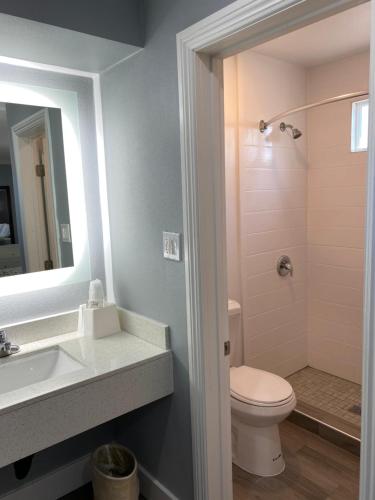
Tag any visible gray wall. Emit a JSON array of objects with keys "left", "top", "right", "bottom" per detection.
[
  {"left": 101, "top": 1, "right": 235, "bottom": 498},
  {"left": 5, "top": 103, "right": 42, "bottom": 125},
  {"left": 0, "top": 0, "right": 144, "bottom": 46}
]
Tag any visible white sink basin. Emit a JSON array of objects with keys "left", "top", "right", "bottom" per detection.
[{"left": 0, "top": 347, "right": 84, "bottom": 395}]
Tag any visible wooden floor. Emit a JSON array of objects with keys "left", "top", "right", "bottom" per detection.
[
  {"left": 62, "top": 422, "right": 359, "bottom": 500},
  {"left": 233, "top": 421, "right": 360, "bottom": 500}
]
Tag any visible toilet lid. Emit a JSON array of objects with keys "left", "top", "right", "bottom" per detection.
[{"left": 230, "top": 366, "right": 293, "bottom": 406}]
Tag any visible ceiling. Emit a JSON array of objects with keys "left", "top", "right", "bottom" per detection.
[{"left": 253, "top": 3, "right": 370, "bottom": 68}]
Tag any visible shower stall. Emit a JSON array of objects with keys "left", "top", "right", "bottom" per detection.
[{"left": 224, "top": 46, "right": 369, "bottom": 449}]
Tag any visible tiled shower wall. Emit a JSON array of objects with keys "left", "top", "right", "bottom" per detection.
[
  {"left": 224, "top": 50, "right": 368, "bottom": 382},
  {"left": 224, "top": 51, "right": 309, "bottom": 376},
  {"left": 306, "top": 52, "right": 369, "bottom": 384},
  {"left": 224, "top": 56, "right": 241, "bottom": 304}
]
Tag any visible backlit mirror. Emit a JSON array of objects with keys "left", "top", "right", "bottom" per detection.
[{"left": 0, "top": 102, "right": 73, "bottom": 277}]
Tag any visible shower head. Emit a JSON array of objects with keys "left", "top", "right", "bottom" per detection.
[
  {"left": 280, "top": 122, "right": 302, "bottom": 140},
  {"left": 292, "top": 128, "right": 302, "bottom": 139}
]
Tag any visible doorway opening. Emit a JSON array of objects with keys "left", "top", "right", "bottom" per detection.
[
  {"left": 177, "top": 0, "right": 375, "bottom": 500},
  {"left": 224, "top": 3, "right": 369, "bottom": 497}
]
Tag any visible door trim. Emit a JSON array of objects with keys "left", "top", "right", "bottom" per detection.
[
  {"left": 177, "top": 0, "right": 373, "bottom": 498},
  {"left": 11, "top": 109, "right": 60, "bottom": 272}
]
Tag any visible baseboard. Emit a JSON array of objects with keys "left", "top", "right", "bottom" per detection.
[
  {"left": 0, "top": 454, "right": 92, "bottom": 500},
  {"left": 138, "top": 464, "right": 178, "bottom": 500},
  {"left": 0, "top": 454, "right": 178, "bottom": 500}
]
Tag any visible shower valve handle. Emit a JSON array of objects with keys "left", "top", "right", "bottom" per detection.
[{"left": 277, "top": 255, "right": 293, "bottom": 277}]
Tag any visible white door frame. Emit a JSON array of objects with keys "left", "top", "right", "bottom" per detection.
[
  {"left": 11, "top": 109, "right": 61, "bottom": 271},
  {"left": 177, "top": 0, "right": 374, "bottom": 499}
]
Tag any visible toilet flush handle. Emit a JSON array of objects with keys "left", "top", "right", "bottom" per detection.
[{"left": 277, "top": 255, "right": 293, "bottom": 277}]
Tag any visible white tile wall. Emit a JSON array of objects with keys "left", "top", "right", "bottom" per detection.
[
  {"left": 224, "top": 49, "right": 368, "bottom": 384},
  {"left": 306, "top": 52, "right": 369, "bottom": 383},
  {"left": 234, "top": 51, "right": 308, "bottom": 377},
  {"left": 224, "top": 56, "right": 242, "bottom": 304}
]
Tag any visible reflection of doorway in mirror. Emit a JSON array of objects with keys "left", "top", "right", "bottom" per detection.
[{"left": 12, "top": 110, "right": 60, "bottom": 273}]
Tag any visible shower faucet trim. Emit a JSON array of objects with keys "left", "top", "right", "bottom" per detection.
[{"left": 277, "top": 255, "right": 293, "bottom": 277}]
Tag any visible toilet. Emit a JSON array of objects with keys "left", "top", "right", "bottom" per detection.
[{"left": 229, "top": 299, "right": 296, "bottom": 477}]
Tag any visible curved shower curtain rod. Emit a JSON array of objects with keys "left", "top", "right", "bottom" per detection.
[{"left": 259, "top": 90, "right": 369, "bottom": 133}]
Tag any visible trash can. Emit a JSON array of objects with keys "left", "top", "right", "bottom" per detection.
[{"left": 92, "top": 444, "right": 139, "bottom": 500}]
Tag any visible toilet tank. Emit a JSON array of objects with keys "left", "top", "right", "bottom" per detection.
[{"left": 228, "top": 299, "right": 242, "bottom": 367}]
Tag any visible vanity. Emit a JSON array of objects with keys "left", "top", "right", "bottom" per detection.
[
  {"left": 0, "top": 307, "right": 173, "bottom": 469},
  {"left": 0, "top": 68, "right": 177, "bottom": 470}
]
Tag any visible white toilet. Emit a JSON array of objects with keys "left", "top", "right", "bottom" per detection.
[{"left": 229, "top": 299, "right": 296, "bottom": 477}]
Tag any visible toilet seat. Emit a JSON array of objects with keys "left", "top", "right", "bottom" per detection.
[{"left": 230, "top": 366, "right": 294, "bottom": 407}]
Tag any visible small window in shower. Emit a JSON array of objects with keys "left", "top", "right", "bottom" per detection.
[{"left": 351, "top": 99, "right": 369, "bottom": 152}]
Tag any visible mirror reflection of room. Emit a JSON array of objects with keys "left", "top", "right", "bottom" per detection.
[{"left": 0, "top": 102, "right": 73, "bottom": 277}]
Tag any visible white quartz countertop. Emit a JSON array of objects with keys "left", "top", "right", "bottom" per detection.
[{"left": 0, "top": 330, "right": 170, "bottom": 416}]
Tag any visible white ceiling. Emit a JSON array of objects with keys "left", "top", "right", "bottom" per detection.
[{"left": 253, "top": 3, "right": 370, "bottom": 68}]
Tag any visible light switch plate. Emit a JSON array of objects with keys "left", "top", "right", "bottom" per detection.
[
  {"left": 61, "top": 224, "right": 72, "bottom": 243},
  {"left": 163, "top": 232, "right": 182, "bottom": 261}
]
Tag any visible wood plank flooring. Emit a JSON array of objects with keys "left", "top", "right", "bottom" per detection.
[
  {"left": 233, "top": 421, "right": 360, "bottom": 500},
  {"left": 63, "top": 421, "right": 359, "bottom": 500}
]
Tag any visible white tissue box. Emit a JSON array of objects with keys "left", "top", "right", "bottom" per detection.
[{"left": 78, "top": 303, "right": 121, "bottom": 339}]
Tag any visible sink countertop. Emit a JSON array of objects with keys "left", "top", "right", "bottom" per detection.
[
  {"left": 0, "top": 307, "right": 173, "bottom": 469},
  {"left": 0, "top": 330, "right": 170, "bottom": 415}
]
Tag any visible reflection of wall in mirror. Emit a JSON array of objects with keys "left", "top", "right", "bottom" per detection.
[
  {"left": 47, "top": 108, "right": 74, "bottom": 268},
  {"left": 0, "top": 169, "right": 17, "bottom": 242},
  {"left": 0, "top": 185, "right": 14, "bottom": 244},
  {"left": 0, "top": 101, "right": 22, "bottom": 275},
  {"left": 0, "top": 166, "right": 22, "bottom": 275}
]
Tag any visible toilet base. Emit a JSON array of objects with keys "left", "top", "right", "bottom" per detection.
[{"left": 232, "top": 415, "right": 285, "bottom": 477}]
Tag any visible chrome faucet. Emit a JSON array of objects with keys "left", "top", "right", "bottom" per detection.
[{"left": 0, "top": 330, "right": 20, "bottom": 357}]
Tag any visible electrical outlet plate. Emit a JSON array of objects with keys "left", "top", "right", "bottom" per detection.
[{"left": 163, "top": 232, "right": 181, "bottom": 261}]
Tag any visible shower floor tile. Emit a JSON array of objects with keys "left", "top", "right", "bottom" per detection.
[{"left": 287, "top": 367, "right": 361, "bottom": 439}]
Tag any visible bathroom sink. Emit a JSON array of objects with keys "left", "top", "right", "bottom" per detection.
[{"left": 0, "top": 347, "right": 84, "bottom": 395}]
